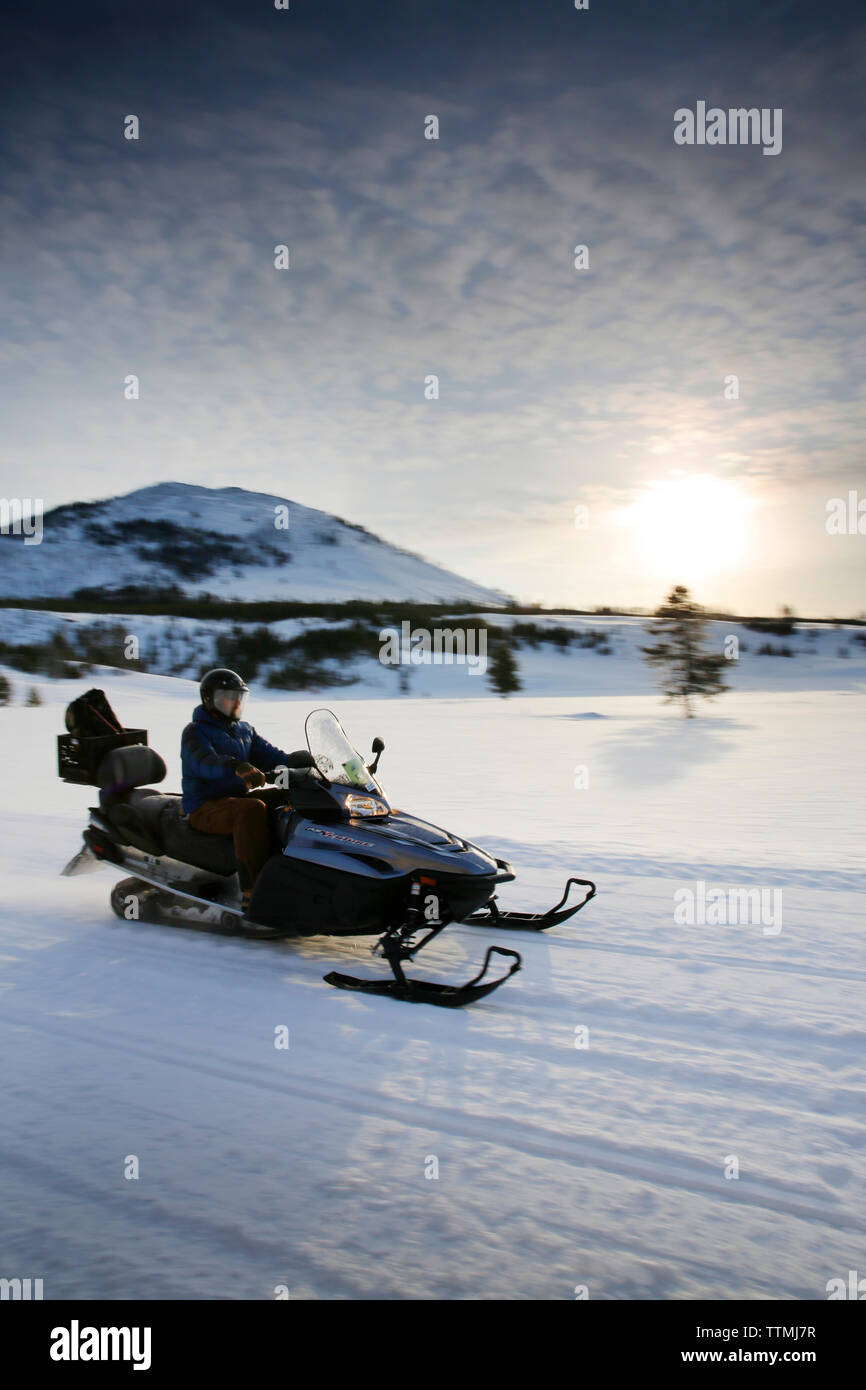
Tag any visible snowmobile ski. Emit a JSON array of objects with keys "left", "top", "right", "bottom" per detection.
[
  {"left": 324, "top": 945, "right": 522, "bottom": 1008},
  {"left": 462, "top": 875, "right": 597, "bottom": 930},
  {"left": 323, "top": 877, "right": 522, "bottom": 1006}
]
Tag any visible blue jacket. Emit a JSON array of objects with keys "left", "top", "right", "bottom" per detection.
[{"left": 181, "top": 705, "right": 295, "bottom": 815}]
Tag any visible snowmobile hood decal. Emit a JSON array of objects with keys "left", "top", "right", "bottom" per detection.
[{"left": 310, "top": 827, "right": 379, "bottom": 848}]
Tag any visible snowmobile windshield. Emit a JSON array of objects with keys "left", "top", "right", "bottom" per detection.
[{"left": 305, "top": 709, "right": 382, "bottom": 792}]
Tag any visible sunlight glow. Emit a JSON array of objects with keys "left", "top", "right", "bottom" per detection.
[{"left": 613, "top": 475, "right": 754, "bottom": 586}]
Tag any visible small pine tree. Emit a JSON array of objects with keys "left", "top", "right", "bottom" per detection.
[
  {"left": 777, "top": 604, "right": 797, "bottom": 636},
  {"left": 27, "top": 686, "right": 42, "bottom": 705},
  {"left": 487, "top": 635, "right": 522, "bottom": 697},
  {"left": 641, "top": 585, "right": 729, "bottom": 718},
  {"left": 0, "top": 673, "right": 10, "bottom": 706}
]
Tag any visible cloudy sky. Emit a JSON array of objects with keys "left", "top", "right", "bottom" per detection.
[{"left": 1, "top": 0, "right": 863, "bottom": 614}]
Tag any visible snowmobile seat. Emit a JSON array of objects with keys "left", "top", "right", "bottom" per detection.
[
  {"left": 104, "top": 790, "right": 175, "bottom": 857},
  {"left": 97, "top": 744, "right": 168, "bottom": 797},
  {"left": 160, "top": 804, "right": 238, "bottom": 876},
  {"left": 97, "top": 745, "right": 238, "bottom": 875},
  {"left": 123, "top": 788, "right": 170, "bottom": 822}
]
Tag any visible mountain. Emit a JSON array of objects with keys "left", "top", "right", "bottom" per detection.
[{"left": 0, "top": 483, "right": 507, "bottom": 605}]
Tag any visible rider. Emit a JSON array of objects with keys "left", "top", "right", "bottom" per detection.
[{"left": 181, "top": 669, "right": 309, "bottom": 912}]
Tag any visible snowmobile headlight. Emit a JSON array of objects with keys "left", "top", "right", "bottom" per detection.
[{"left": 344, "top": 794, "right": 387, "bottom": 818}]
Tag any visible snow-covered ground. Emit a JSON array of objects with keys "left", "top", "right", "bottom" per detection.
[{"left": 0, "top": 658, "right": 864, "bottom": 1299}]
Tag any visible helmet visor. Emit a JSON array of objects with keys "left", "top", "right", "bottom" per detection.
[{"left": 214, "top": 687, "right": 247, "bottom": 719}]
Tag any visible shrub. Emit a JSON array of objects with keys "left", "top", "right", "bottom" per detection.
[
  {"left": 756, "top": 642, "right": 795, "bottom": 657},
  {"left": 743, "top": 611, "right": 797, "bottom": 637},
  {"left": 265, "top": 660, "right": 357, "bottom": 691},
  {"left": 487, "top": 636, "right": 522, "bottom": 696},
  {"left": 215, "top": 625, "right": 285, "bottom": 679}
]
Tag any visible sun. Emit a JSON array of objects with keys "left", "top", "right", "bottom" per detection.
[{"left": 615, "top": 475, "right": 753, "bottom": 585}]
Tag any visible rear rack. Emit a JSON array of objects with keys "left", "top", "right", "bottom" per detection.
[{"left": 58, "top": 731, "right": 149, "bottom": 786}]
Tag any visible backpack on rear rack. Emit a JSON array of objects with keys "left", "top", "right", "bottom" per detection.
[{"left": 58, "top": 688, "right": 149, "bottom": 786}]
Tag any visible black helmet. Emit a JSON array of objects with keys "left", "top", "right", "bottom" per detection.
[{"left": 200, "top": 668, "right": 249, "bottom": 719}]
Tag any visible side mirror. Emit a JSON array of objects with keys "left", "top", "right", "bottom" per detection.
[{"left": 369, "top": 736, "right": 385, "bottom": 773}]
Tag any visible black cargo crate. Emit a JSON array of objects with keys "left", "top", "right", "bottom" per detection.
[{"left": 58, "top": 730, "right": 149, "bottom": 786}]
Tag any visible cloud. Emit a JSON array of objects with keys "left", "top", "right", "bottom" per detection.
[{"left": 0, "top": 5, "right": 863, "bottom": 610}]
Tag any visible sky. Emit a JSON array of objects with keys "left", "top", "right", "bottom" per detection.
[{"left": 0, "top": 0, "right": 864, "bottom": 615}]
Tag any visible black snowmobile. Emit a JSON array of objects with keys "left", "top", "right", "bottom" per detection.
[{"left": 59, "top": 690, "right": 596, "bottom": 1007}]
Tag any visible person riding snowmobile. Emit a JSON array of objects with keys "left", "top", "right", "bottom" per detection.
[{"left": 181, "top": 669, "right": 309, "bottom": 911}]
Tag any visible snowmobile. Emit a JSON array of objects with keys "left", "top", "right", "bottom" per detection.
[{"left": 59, "top": 691, "right": 596, "bottom": 1007}]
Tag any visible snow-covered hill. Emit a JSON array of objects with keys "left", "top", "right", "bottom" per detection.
[{"left": 0, "top": 482, "right": 506, "bottom": 605}]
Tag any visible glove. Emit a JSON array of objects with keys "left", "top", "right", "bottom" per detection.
[
  {"left": 264, "top": 751, "right": 317, "bottom": 783},
  {"left": 232, "top": 761, "right": 267, "bottom": 790},
  {"left": 287, "top": 750, "right": 317, "bottom": 769}
]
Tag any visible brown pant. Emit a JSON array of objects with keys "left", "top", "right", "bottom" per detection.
[{"left": 188, "top": 788, "right": 290, "bottom": 891}]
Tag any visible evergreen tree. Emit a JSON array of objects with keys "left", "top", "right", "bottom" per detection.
[
  {"left": 26, "top": 686, "right": 42, "bottom": 705},
  {"left": 641, "top": 585, "right": 729, "bottom": 717},
  {"left": 0, "top": 673, "right": 11, "bottom": 706},
  {"left": 487, "top": 635, "right": 522, "bottom": 697},
  {"left": 778, "top": 604, "right": 797, "bottom": 636}
]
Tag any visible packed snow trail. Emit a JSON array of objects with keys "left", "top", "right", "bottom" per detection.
[{"left": 0, "top": 681, "right": 863, "bottom": 1298}]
